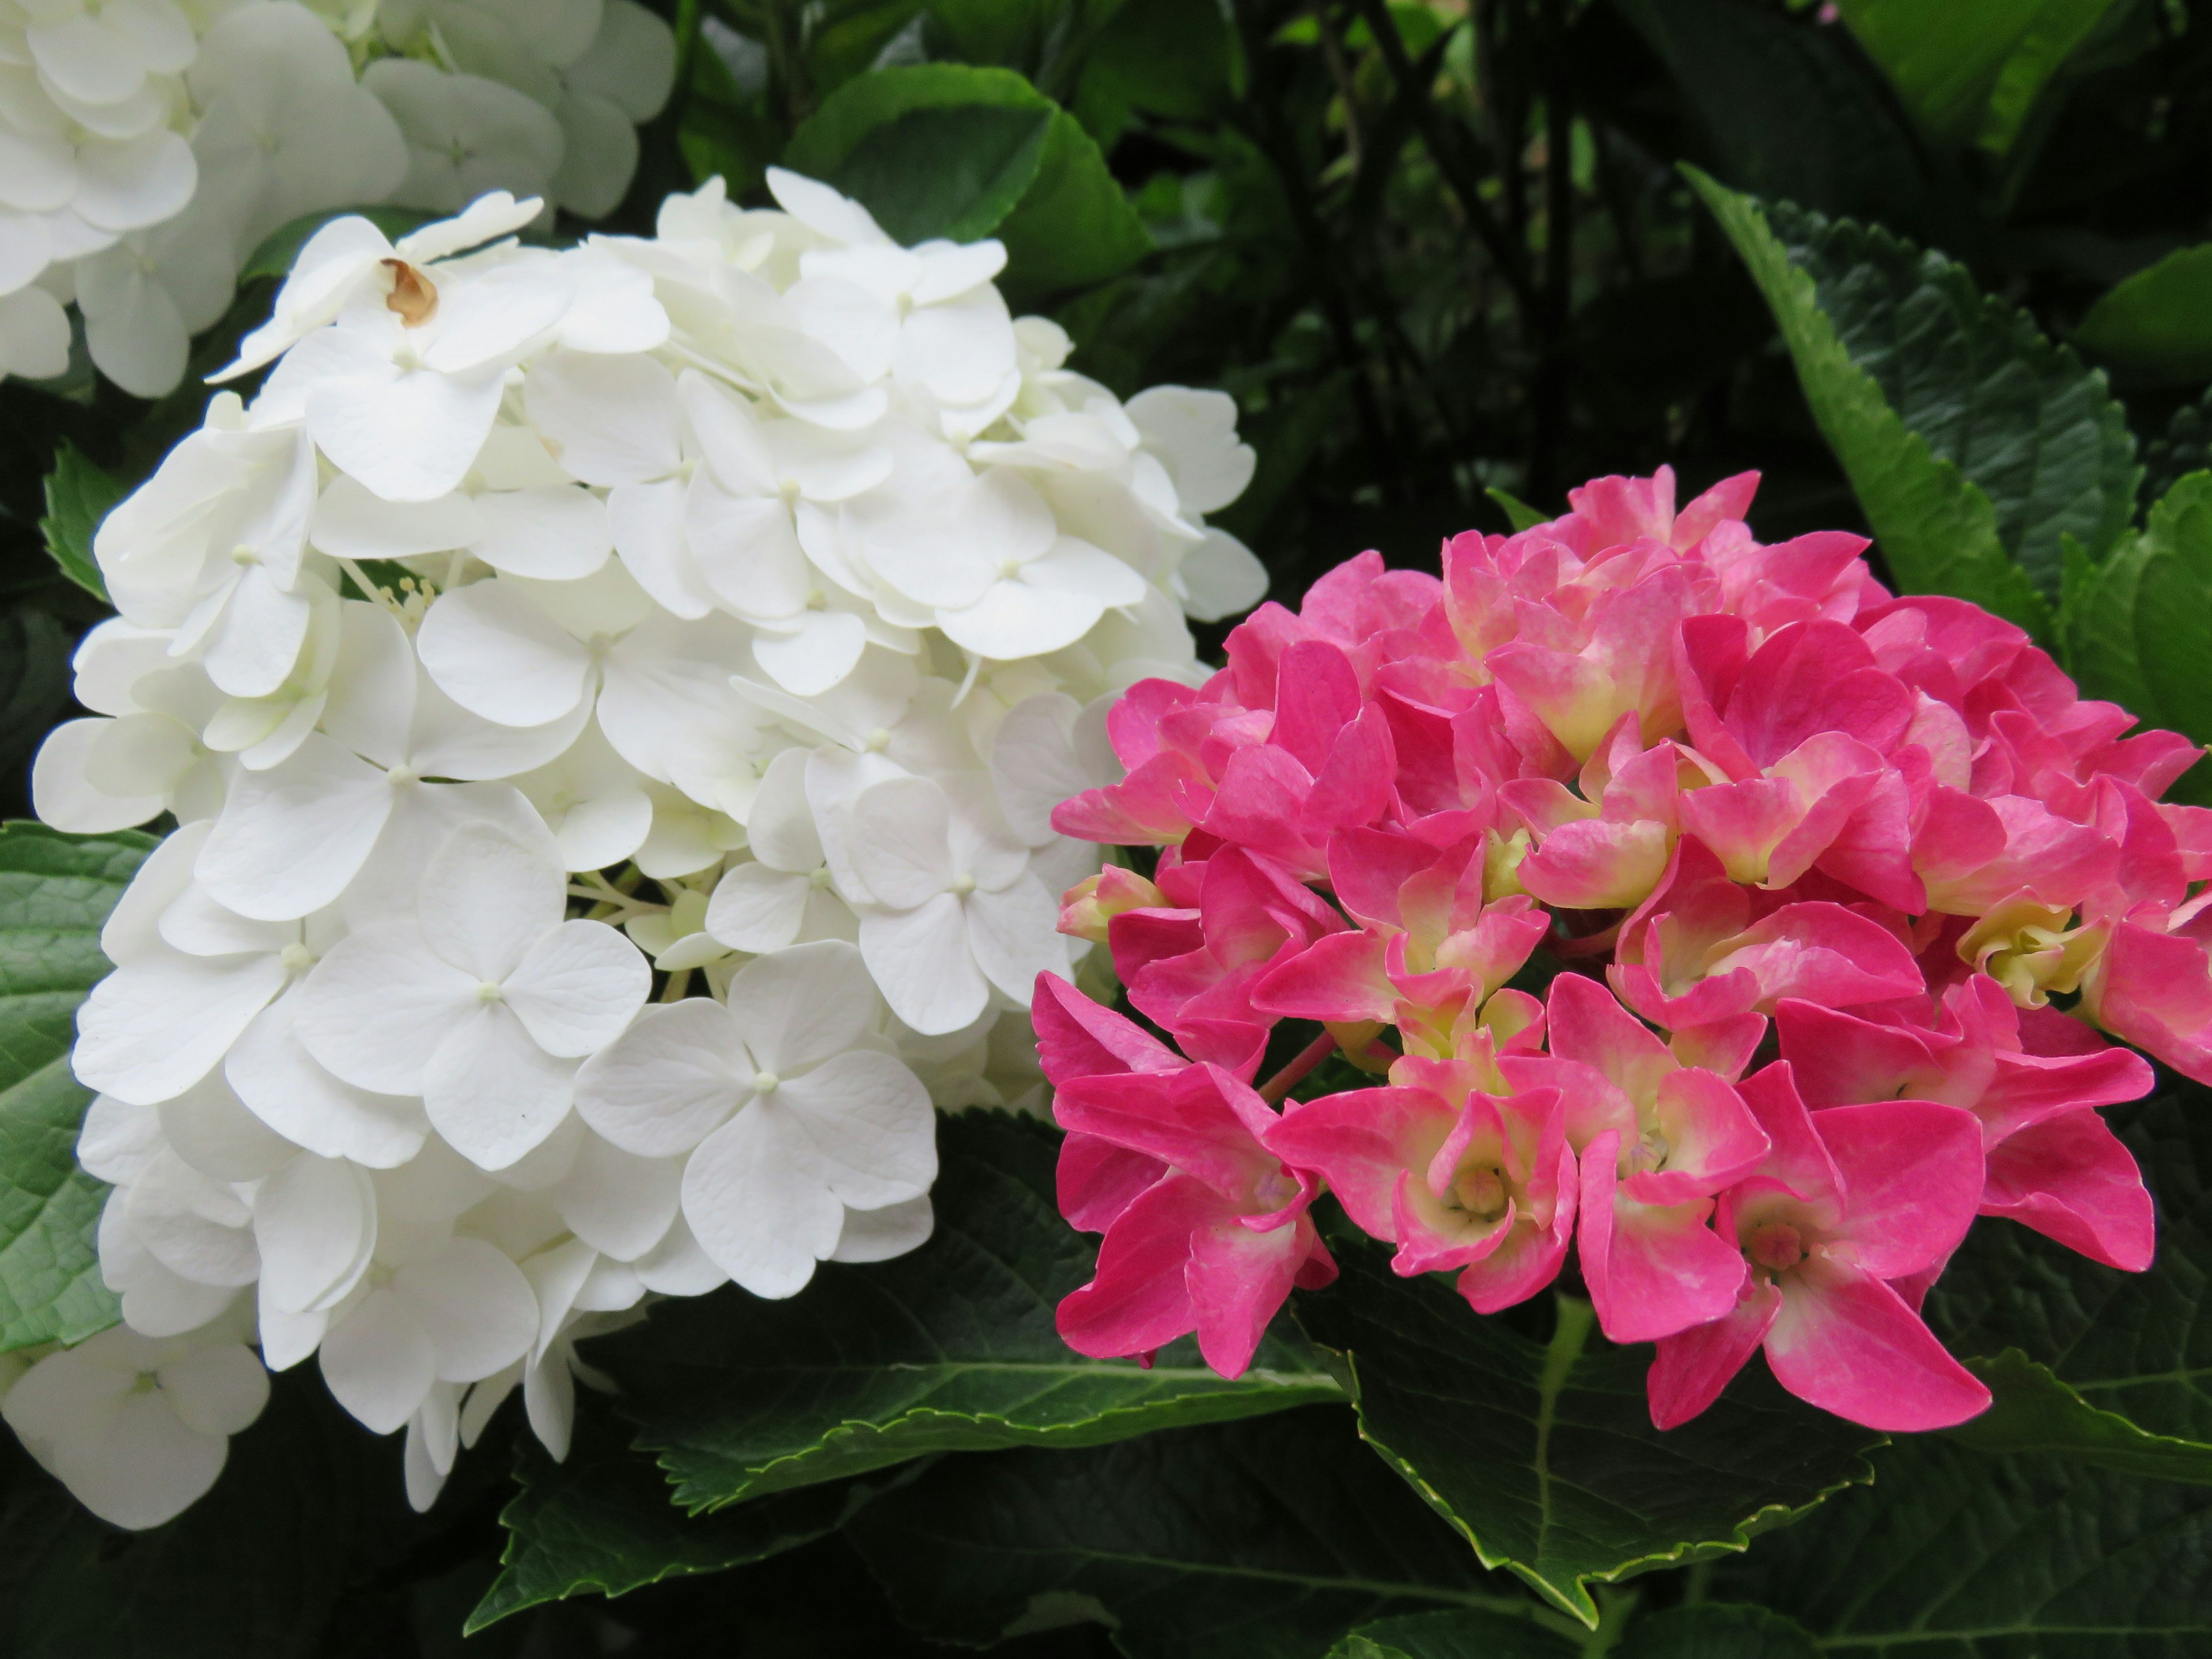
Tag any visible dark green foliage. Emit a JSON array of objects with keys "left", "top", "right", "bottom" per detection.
[
  {"left": 1296, "top": 1235, "right": 1883, "bottom": 1624},
  {"left": 0, "top": 823, "right": 151, "bottom": 1351},
  {"left": 595, "top": 1110, "right": 1339, "bottom": 1511}
]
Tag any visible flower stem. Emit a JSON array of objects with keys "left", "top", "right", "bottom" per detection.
[{"left": 1257, "top": 1031, "right": 1340, "bottom": 1106}]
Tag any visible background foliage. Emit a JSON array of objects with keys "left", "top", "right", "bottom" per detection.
[{"left": 8, "top": 0, "right": 2212, "bottom": 1652}]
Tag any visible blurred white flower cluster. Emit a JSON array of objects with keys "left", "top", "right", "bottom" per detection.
[
  {"left": 17, "top": 173, "right": 1264, "bottom": 1529},
  {"left": 0, "top": 0, "right": 675, "bottom": 395}
]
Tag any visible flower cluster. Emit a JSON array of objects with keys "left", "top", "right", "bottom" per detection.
[
  {"left": 20, "top": 173, "right": 1259, "bottom": 1528},
  {"left": 0, "top": 0, "right": 675, "bottom": 395},
  {"left": 1040, "top": 468, "right": 2189, "bottom": 1433}
]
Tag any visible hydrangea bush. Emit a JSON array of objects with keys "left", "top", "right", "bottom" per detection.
[
  {"left": 5, "top": 6, "right": 2212, "bottom": 1653},
  {"left": 12, "top": 173, "right": 1260, "bottom": 1526},
  {"left": 1039, "top": 467, "right": 2181, "bottom": 1429}
]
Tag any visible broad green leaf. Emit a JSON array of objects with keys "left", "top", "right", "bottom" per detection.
[
  {"left": 1615, "top": 1605, "right": 1820, "bottom": 1658},
  {"left": 2075, "top": 244, "right": 2212, "bottom": 384},
  {"left": 37, "top": 443, "right": 117, "bottom": 603},
  {"left": 0, "top": 823, "right": 154, "bottom": 1352},
  {"left": 827, "top": 104, "right": 1052, "bottom": 244},
  {"left": 1948, "top": 1349, "right": 2212, "bottom": 1483},
  {"left": 1486, "top": 487, "right": 1550, "bottom": 535},
  {"left": 0, "top": 613, "right": 73, "bottom": 789},
  {"left": 843, "top": 1407, "right": 1563, "bottom": 1659},
  {"left": 1074, "top": 0, "right": 1236, "bottom": 145},
  {"left": 469, "top": 1405, "right": 913, "bottom": 1630},
  {"left": 595, "top": 1110, "right": 1340, "bottom": 1512},
  {"left": 0, "top": 1370, "right": 423, "bottom": 1658},
  {"left": 782, "top": 65, "right": 1149, "bottom": 293},
  {"left": 2143, "top": 388, "right": 2212, "bottom": 505},
  {"left": 2061, "top": 475, "right": 2212, "bottom": 802},
  {"left": 1294, "top": 1236, "right": 1881, "bottom": 1627},
  {"left": 1709, "top": 1434, "right": 2212, "bottom": 1656},
  {"left": 1923, "top": 1081, "right": 2212, "bottom": 1449},
  {"left": 1615, "top": 0, "right": 1933, "bottom": 234},
  {"left": 1835, "top": 0, "right": 2122, "bottom": 156},
  {"left": 238, "top": 206, "right": 430, "bottom": 285},
  {"left": 1691, "top": 169, "right": 2136, "bottom": 615},
  {"left": 1325, "top": 1608, "right": 1578, "bottom": 1659}
]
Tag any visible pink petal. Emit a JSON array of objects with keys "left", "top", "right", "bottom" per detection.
[
  {"left": 1269, "top": 639, "right": 1362, "bottom": 776},
  {"left": 1056, "top": 1173, "right": 1226, "bottom": 1359},
  {"left": 1032, "top": 971, "right": 1182, "bottom": 1085},
  {"left": 1578, "top": 1132, "right": 1745, "bottom": 1343},
  {"left": 1981, "top": 1111, "right": 2154, "bottom": 1272},
  {"left": 1623, "top": 1067, "right": 1767, "bottom": 1202},
  {"left": 1763, "top": 1256, "right": 1990, "bottom": 1431},
  {"left": 1058, "top": 1132, "right": 1169, "bottom": 1233},
  {"left": 1187, "top": 1211, "right": 1317, "bottom": 1378},
  {"left": 1262, "top": 1086, "right": 1449, "bottom": 1244},
  {"left": 1646, "top": 1278, "right": 1781, "bottom": 1429},
  {"left": 1251, "top": 931, "right": 1395, "bottom": 1024},
  {"left": 1815, "top": 1100, "right": 1985, "bottom": 1278},
  {"left": 1457, "top": 1139, "right": 1578, "bottom": 1313},
  {"left": 2090, "top": 920, "right": 2212, "bottom": 1085}
]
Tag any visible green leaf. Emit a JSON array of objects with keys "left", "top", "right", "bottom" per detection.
[
  {"left": 1709, "top": 1434, "right": 2212, "bottom": 1656},
  {"left": 1074, "top": 0, "right": 1236, "bottom": 145},
  {"left": 782, "top": 65, "right": 1149, "bottom": 293},
  {"left": 469, "top": 1404, "right": 915, "bottom": 1630},
  {"left": 843, "top": 1406, "right": 1562, "bottom": 1659},
  {"left": 0, "top": 822, "right": 155, "bottom": 1352},
  {"left": 0, "top": 613, "right": 73, "bottom": 788},
  {"left": 1294, "top": 1234, "right": 1881, "bottom": 1628},
  {"left": 1325, "top": 1608, "right": 1578, "bottom": 1659},
  {"left": 1614, "top": 0, "right": 1934, "bottom": 234},
  {"left": 1835, "top": 0, "right": 2122, "bottom": 156},
  {"left": 1486, "top": 487, "right": 1550, "bottom": 535},
  {"left": 827, "top": 104, "right": 1052, "bottom": 244},
  {"left": 596, "top": 1110, "right": 1340, "bottom": 1512},
  {"left": 1923, "top": 1080, "right": 2212, "bottom": 1448},
  {"left": 1615, "top": 1604, "right": 1820, "bottom": 1658},
  {"left": 2075, "top": 244, "right": 2212, "bottom": 384},
  {"left": 1691, "top": 168, "right": 2137, "bottom": 616},
  {"left": 37, "top": 443, "right": 117, "bottom": 603},
  {"left": 0, "top": 1370, "right": 425, "bottom": 1658},
  {"left": 2061, "top": 474, "right": 2212, "bottom": 801},
  {"left": 1946, "top": 1349, "right": 2212, "bottom": 1483},
  {"left": 238, "top": 206, "right": 431, "bottom": 285},
  {"left": 2142, "top": 388, "right": 2212, "bottom": 504}
]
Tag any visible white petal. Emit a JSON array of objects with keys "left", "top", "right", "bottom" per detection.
[
  {"left": 866, "top": 469, "right": 1050, "bottom": 610},
  {"left": 292, "top": 925, "right": 477, "bottom": 1096},
  {"left": 73, "top": 950, "right": 289, "bottom": 1105},
  {"left": 256, "top": 1301, "right": 328, "bottom": 1372},
  {"left": 59, "top": 1385, "right": 231, "bottom": 1529},
  {"left": 422, "top": 1004, "right": 579, "bottom": 1170},
  {"left": 1175, "top": 526, "right": 1268, "bottom": 622},
  {"left": 766, "top": 166, "right": 889, "bottom": 246},
  {"left": 308, "top": 352, "right": 507, "bottom": 505},
  {"left": 32, "top": 717, "right": 164, "bottom": 832},
  {"left": 126, "top": 1149, "right": 258, "bottom": 1286},
  {"left": 321, "top": 1288, "right": 435, "bottom": 1433},
  {"left": 520, "top": 1238, "right": 594, "bottom": 1362},
  {"left": 157, "top": 1070, "right": 296, "bottom": 1181},
  {"left": 966, "top": 874, "right": 1067, "bottom": 1003},
  {"left": 522, "top": 1351, "right": 577, "bottom": 1460},
  {"left": 78, "top": 1093, "right": 160, "bottom": 1184},
  {"left": 524, "top": 350, "right": 681, "bottom": 487},
  {"left": 312, "top": 475, "right": 483, "bottom": 562},
  {"left": 471, "top": 487, "right": 612, "bottom": 579},
  {"left": 680, "top": 1104, "right": 843, "bottom": 1298},
  {"left": 202, "top": 564, "right": 314, "bottom": 700},
  {"left": 754, "top": 611, "right": 866, "bottom": 696},
  {"left": 227, "top": 1001, "right": 430, "bottom": 1168},
  {"left": 744, "top": 747, "right": 823, "bottom": 871},
  {"left": 398, "top": 1237, "right": 539, "bottom": 1382},
  {"left": 989, "top": 694, "right": 1090, "bottom": 846},
  {"left": 938, "top": 581, "right": 1103, "bottom": 661},
  {"left": 775, "top": 1050, "right": 935, "bottom": 1209},
  {"left": 253, "top": 1155, "right": 377, "bottom": 1315},
  {"left": 195, "top": 735, "right": 395, "bottom": 921},
  {"left": 549, "top": 1134, "right": 682, "bottom": 1260},
  {"left": 160, "top": 1339, "right": 270, "bottom": 1437},
  {"left": 703, "top": 862, "right": 808, "bottom": 953},
  {"left": 830, "top": 1194, "right": 934, "bottom": 1263},
  {"left": 607, "top": 477, "right": 715, "bottom": 618},
  {"left": 420, "top": 820, "right": 566, "bottom": 982},
  {"left": 849, "top": 775, "right": 955, "bottom": 909},
  {"left": 573, "top": 997, "right": 744, "bottom": 1157},
  {"left": 502, "top": 919, "right": 650, "bottom": 1056},
  {"left": 416, "top": 579, "right": 594, "bottom": 731},
  {"left": 858, "top": 896, "right": 988, "bottom": 1036},
  {"left": 72, "top": 130, "right": 196, "bottom": 232},
  {"left": 549, "top": 785, "right": 653, "bottom": 873},
  {"left": 628, "top": 1209, "right": 724, "bottom": 1296}
]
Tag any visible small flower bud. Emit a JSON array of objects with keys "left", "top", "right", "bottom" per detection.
[{"left": 1058, "top": 865, "right": 1166, "bottom": 943}]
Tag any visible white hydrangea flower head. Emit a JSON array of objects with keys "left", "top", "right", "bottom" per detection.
[
  {"left": 0, "top": 0, "right": 677, "bottom": 396},
  {"left": 24, "top": 172, "right": 1260, "bottom": 1529}
]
